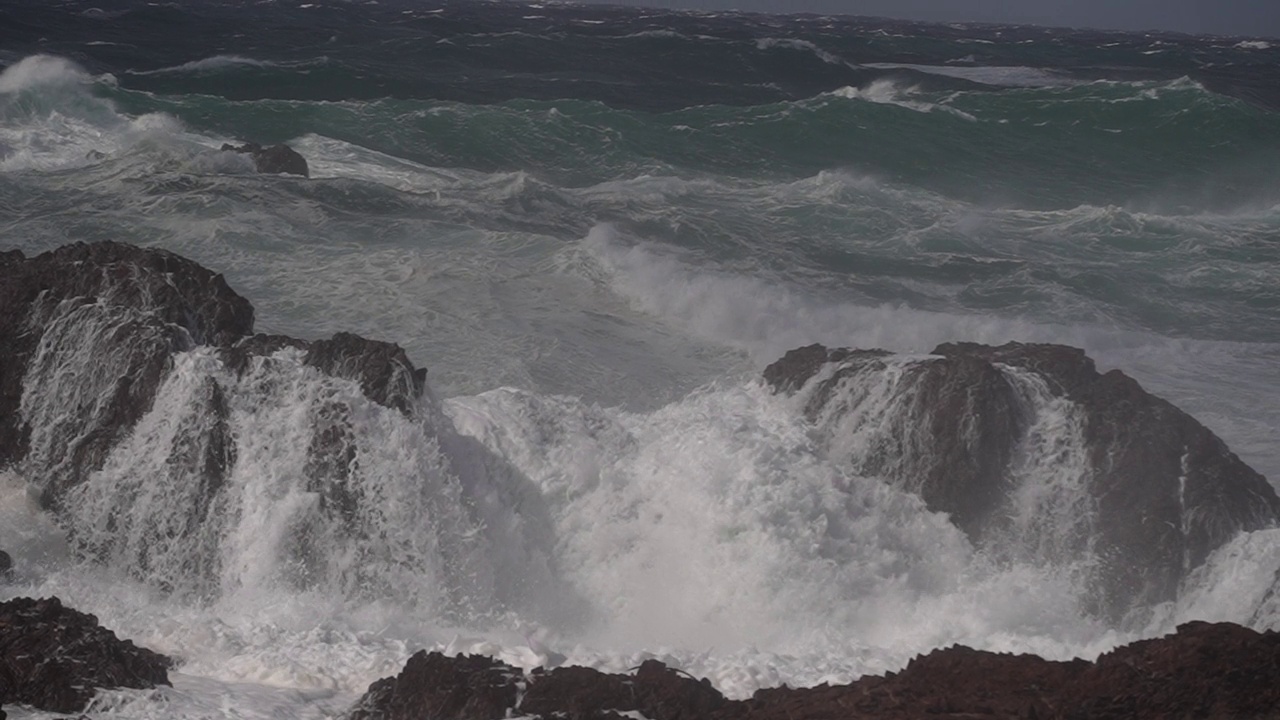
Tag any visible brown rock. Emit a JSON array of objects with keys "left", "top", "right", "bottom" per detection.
[
  {"left": 1, "top": 242, "right": 433, "bottom": 591},
  {"left": 762, "top": 341, "right": 1280, "bottom": 618},
  {"left": 521, "top": 659, "right": 727, "bottom": 720},
  {"left": 303, "top": 332, "right": 427, "bottom": 415},
  {"left": 0, "top": 596, "right": 170, "bottom": 713},
  {"left": 347, "top": 651, "right": 520, "bottom": 720},
  {"left": 350, "top": 623, "right": 1280, "bottom": 720},
  {"left": 0, "top": 242, "right": 254, "bottom": 507}
]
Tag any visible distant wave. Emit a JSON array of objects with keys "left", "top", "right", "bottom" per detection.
[
  {"left": 862, "top": 62, "right": 1077, "bottom": 88},
  {"left": 126, "top": 55, "right": 329, "bottom": 76},
  {"left": 825, "top": 79, "right": 978, "bottom": 120},
  {"left": 0, "top": 54, "right": 92, "bottom": 93},
  {"left": 755, "top": 38, "right": 848, "bottom": 67}
]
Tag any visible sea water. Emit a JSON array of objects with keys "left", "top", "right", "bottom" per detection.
[{"left": 2, "top": 1, "right": 1280, "bottom": 717}]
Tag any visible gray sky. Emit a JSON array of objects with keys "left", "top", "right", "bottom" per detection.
[{"left": 601, "top": 0, "right": 1280, "bottom": 38}]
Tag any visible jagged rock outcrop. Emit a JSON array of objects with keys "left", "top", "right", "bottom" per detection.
[
  {"left": 0, "top": 596, "right": 171, "bottom": 713},
  {"left": 0, "top": 242, "right": 254, "bottom": 507},
  {"left": 348, "top": 652, "right": 521, "bottom": 720},
  {"left": 763, "top": 342, "right": 1280, "bottom": 618},
  {"left": 220, "top": 142, "right": 310, "bottom": 177},
  {"left": 348, "top": 653, "right": 725, "bottom": 720},
  {"left": 304, "top": 332, "right": 427, "bottom": 414},
  {"left": 348, "top": 622, "right": 1280, "bottom": 720},
  {"left": 1, "top": 242, "right": 431, "bottom": 585}
]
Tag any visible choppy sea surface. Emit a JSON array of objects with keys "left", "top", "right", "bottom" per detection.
[{"left": 3, "top": 1, "right": 1280, "bottom": 718}]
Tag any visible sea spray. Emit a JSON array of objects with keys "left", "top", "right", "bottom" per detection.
[
  {"left": 996, "top": 366, "right": 1095, "bottom": 568},
  {"left": 3, "top": 2, "right": 1280, "bottom": 716}
]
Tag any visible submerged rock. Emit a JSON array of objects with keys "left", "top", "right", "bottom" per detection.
[
  {"left": 763, "top": 341, "right": 1280, "bottom": 618},
  {"left": 348, "top": 622, "right": 1280, "bottom": 719},
  {"left": 0, "top": 596, "right": 170, "bottom": 713},
  {"left": 220, "top": 142, "right": 310, "bottom": 177}
]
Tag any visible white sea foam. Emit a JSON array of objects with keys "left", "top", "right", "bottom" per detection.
[
  {"left": 755, "top": 37, "right": 848, "bottom": 67},
  {"left": 0, "top": 54, "right": 92, "bottom": 93},
  {"left": 863, "top": 62, "right": 1077, "bottom": 87},
  {"left": 124, "top": 55, "right": 329, "bottom": 76},
  {"left": 1153, "top": 528, "right": 1280, "bottom": 630},
  {"left": 576, "top": 221, "right": 1280, "bottom": 484},
  {"left": 3, "top": 41, "right": 1280, "bottom": 720},
  {"left": 0, "top": 56, "right": 212, "bottom": 172},
  {"left": 4, "top": 341, "right": 1134, "bottom": 717},
  {"left": 580, "top": 222, "right": 1053, "bottom": 363},
  {"left": 827, "top": 80, "right": 978, "bottom": 120}
]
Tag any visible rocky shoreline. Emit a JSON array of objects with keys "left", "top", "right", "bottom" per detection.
[
  {"left": 0, "top": 597, "right": 170, "bottom": 715},
  {"left": 2, "top": 593, "right": 1279, "bottom": 718},
  {"left": 345, "top": 618, "right": 1280, "bottom": 720},
  {"left": 2, "top": 241, "right": 1280, "bottom": 716}
]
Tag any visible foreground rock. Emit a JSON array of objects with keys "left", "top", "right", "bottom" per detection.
[
  {"left": 0, "top": 596, "right": 170, "bottom": 713},
  {"left": 763, "top": 342, "right": 1280, "bottom": 618},
  {"left": 348, "top": 621, "right": 1280, "bottom": 720},
  {"left": 220, "top": 142, "right": 310, "bottom": 177},
  {"left": 349, "top": 654, "right": 726, "bottom": 720}
]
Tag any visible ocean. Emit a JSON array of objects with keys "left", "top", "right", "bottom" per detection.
[{"left": 2, "top": 0, "right": 1280, "bottom": 717}]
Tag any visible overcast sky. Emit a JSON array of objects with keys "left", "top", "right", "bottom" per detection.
[{"left": 600, "top": 0, "right": 1280, "bottom": 38}]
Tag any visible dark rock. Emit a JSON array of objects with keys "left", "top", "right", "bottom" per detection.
[
  {"left": 350, "top": 622, "right": 1280, "bottom": 720},
  {"left": 762, "top": 343, "right": 1028, "bottom": 540},
  {"left": 220, "top": 142, "right": 310, "bottom": 177},
  {"left": 735, "top": 645, "right": 1084, "bottom": 720},
  {"left": 217, "top": 333, "right": 310, "bottom": 375},
  {"left": 303, "top": 332, "right": 426, "bottom": 415},
  {"left": 305, "top": 401, "right": 361, "bottom": 524},
  {"left": 349, "top": 653, "right": 726, "bottom": 720},
  {"left": 1, "top": 241, "right": 429, "bottom": 495},
  {"left": 0, "top": 242, "right": 254, "bottom": 507},
  {"left": 348, "top": 651, "right": 520, "bottom": 720},
  {"left": 0, "top": 596, "right": 170, "bottom": 713},
  {"left": 934, "top": 342, "right": 1280, "bottom": 616},
  {"left": 0, "top": 549, "right": 11, "bottom": 577},
  {"left": 763, "top": 341, "right": 1280, "bottom": 618},
  {"left": 1071, "top": 620, "right": 1280, "bottom": 719},
  {"left": 722, "top": 621, "right": 1280, "bottom": 720},
  {"left": 530, "top": 659, "right": 726, "bottom": 720},
  {"left": 761, "top": 344, "right": 890, "bottom": 397},
  {"left": 219, "top": 332, "right": 427, "bottom": 415}
]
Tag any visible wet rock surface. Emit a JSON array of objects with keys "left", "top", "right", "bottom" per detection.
[
  {"left": 348, "top": 622, "right": 1280, "bottom": 720},
  {"left": 220, "top": 141, "right": 310, "bottom": 177},
  {"left": 348, "top": 651, "right": 520, "bottom": 720},
  {"left": 0, "top": 242, "right": 254, "bottom": 506},
  {"left": 0, "top": 242, "right": 429, "bottom": 554},
  {"left": 303, "top": 332, "right": 427, "bottom": 415},
  {"left": 763, "top": 341, "right": 1280, "bottom": 618},
  {"left": 0, "top": 596, "right": 170, "bottom": 714}
]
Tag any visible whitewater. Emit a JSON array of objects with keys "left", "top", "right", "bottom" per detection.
[{"left": 3, "top": 0, "right": 1280, "bottom": 717}]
